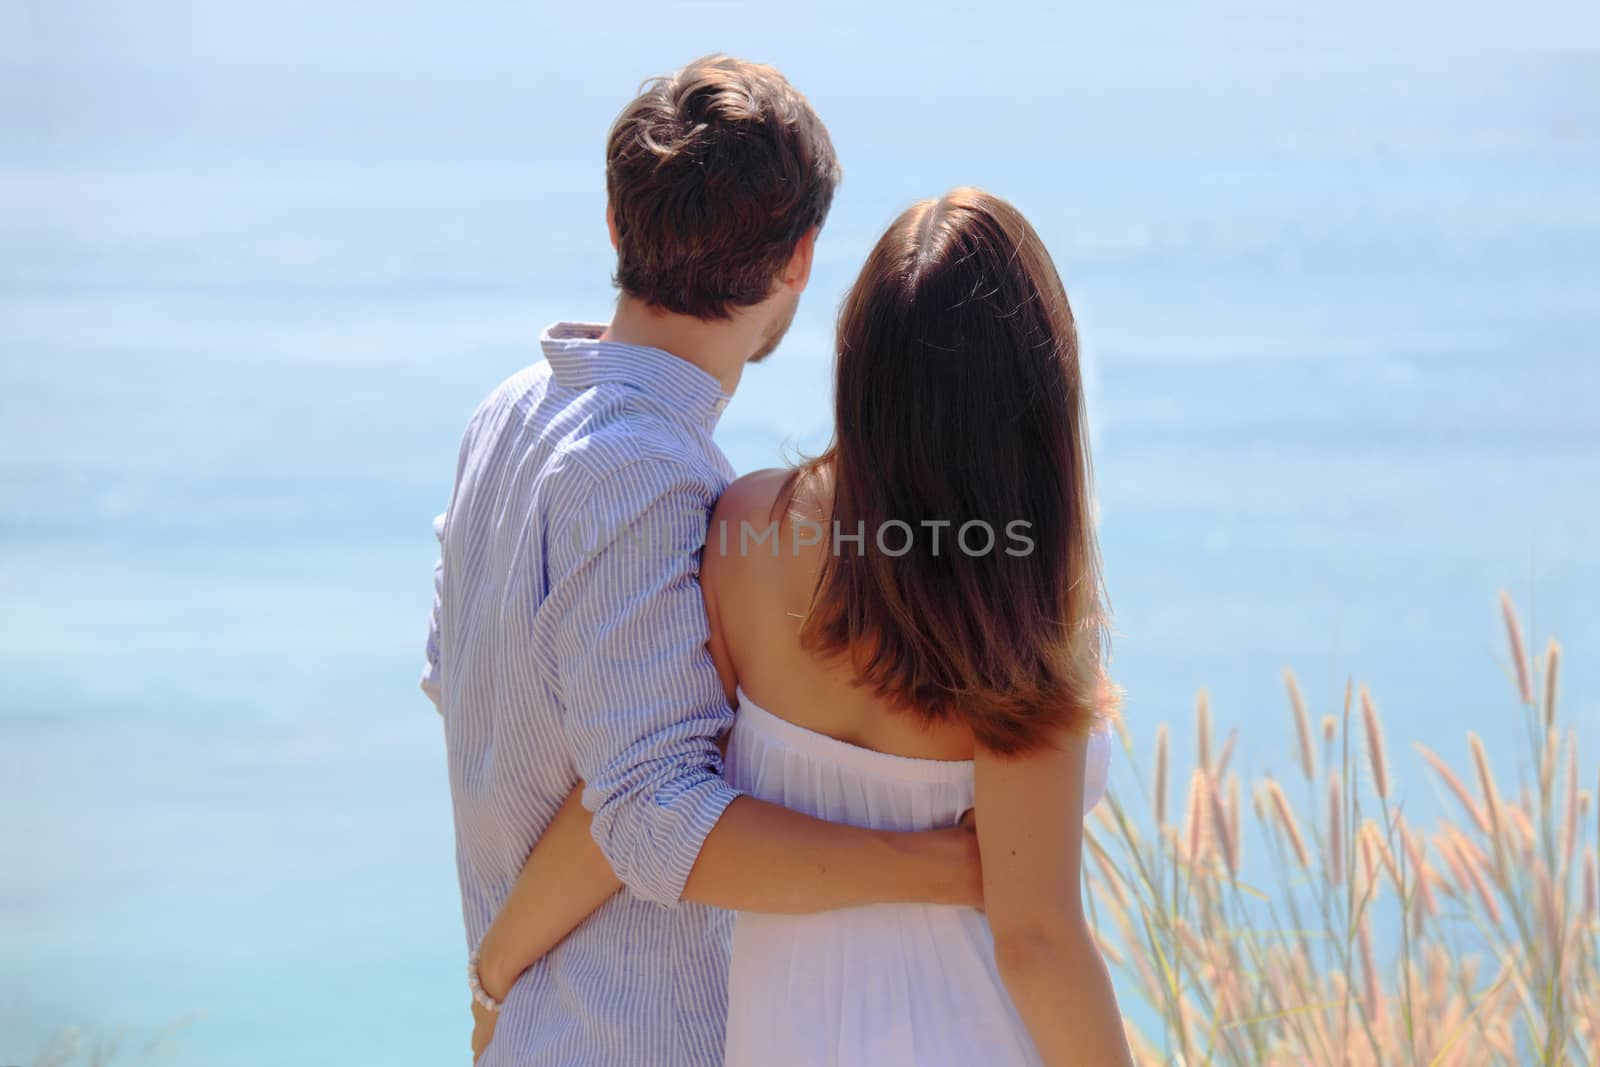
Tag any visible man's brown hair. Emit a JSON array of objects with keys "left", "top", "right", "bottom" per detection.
[
  {"left": 606, "top": 55, "right": 840, "bottom": 320},
  {"left": 781, "top": 188, "right": 1117, "bottom": 754}
]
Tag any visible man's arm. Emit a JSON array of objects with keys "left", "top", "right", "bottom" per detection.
[
  {"left": 423, "top": 385, "right": 504, "bottom": 713},
  {"left": 682, "top": 795, "right": 979, "bottom": 910},
  {"left": 421, "top": 513, "right": 447, "bottom": 710},
  {"left": 550, "top": 459, "right": 980, "bottom": 911}
]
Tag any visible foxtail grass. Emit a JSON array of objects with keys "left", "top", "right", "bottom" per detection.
[{"left": 1090, "top": 590, "right": 1599, "bottom": 1065}]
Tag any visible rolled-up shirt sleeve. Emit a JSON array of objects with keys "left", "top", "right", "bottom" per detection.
[{"left": 547, "top": 457, "right": 741, "bottom": 906}]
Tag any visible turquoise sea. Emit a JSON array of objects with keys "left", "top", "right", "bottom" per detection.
[{"left": 3, "top": 5, "right": 1598, "bottom": 1064}]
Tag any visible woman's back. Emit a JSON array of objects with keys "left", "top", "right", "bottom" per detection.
[
  {"left": 705, "top": 467, "right": 977, "bottom": 762},
  {"left": 705, "top": 470, "right": 1111, "bottom": 1067},
  {"left": 721, "top": 688, "right": 1049, "bottom": 1067}
]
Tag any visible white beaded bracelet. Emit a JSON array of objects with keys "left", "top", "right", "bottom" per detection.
[{"left": 468, "top": 947, "right": 503, "bottom": 1013}]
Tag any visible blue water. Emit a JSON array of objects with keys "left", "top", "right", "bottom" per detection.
[{"left": 4, "top": 10, "right": 1600, "bottom": 1064}]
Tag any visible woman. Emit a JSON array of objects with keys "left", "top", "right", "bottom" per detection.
[{"left": 472, "top": 188, "right": 1132, "bottom": 1066}]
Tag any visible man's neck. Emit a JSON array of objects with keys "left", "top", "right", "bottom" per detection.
[{"left": 602, "top": 297, "right": 755, "bottom": 395}]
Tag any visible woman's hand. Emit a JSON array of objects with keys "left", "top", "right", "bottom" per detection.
[
  {"left": 470, "top": 928, "right": 518, "bottom": 1063},
  {"left": 470, "top": 1000, "right": 498, "bottom": 1063}
]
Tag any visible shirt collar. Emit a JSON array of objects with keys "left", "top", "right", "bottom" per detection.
[{"left": 540, "top": 321, "right": 732, "bottom": 432}]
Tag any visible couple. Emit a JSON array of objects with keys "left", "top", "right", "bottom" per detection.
[{"left": 421, "top": 54, "right": 1133, "bottom": 1067}]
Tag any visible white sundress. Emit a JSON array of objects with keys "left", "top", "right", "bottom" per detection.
[{"left": 721, "top": 689, "right": 1113, "bottom": 1067}]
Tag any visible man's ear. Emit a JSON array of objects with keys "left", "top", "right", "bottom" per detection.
[
  {"left": 780, "top": 227, "right": 818, "bottom": 294},
  {"left": 606, "top": 204, "right": 619, "bottom": 251}
]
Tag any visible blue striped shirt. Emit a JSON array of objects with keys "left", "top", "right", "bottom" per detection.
[{"left": 422, "top": 322, "right": 740, "bottom": 1066}]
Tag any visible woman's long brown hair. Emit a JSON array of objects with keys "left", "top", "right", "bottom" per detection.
[{"left": 781, "top": 187, "right": 1116, "bottom": 754}]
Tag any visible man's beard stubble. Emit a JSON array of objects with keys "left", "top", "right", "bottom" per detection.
[{"left": 748, "top": 291, "right": 799, "bottom": 365}]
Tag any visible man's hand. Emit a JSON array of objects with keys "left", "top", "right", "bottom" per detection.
[
  {"left": 470, "top": 1001, "right": 497, "bottom": 1064},
  {"left": 908, "top": 809, "right": 984, "bottom": 908},
  {"left": 943, "top": 808, "right": 983, "bottom": 908}
]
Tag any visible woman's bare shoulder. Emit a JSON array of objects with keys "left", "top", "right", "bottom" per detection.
[
  {"left": 708, "top": 467, "right": 797, "bottom": 557},
  {"left": 716, "top": 467, "right": 790, "bottom": 520}
]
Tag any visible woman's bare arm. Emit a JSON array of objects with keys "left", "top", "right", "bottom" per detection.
[
  {"left": 976, "top": 728, "right": 1133, "bottom": 1067},
  {"left": 475, "top": 784, "right": 622, "bottom": 1003},
  {"left": 468, "top": 784, "right": 620, "bottom": 1060}
]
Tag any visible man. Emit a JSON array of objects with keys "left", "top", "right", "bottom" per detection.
[{"left": 422, "top": 55, "right": 981, "bottom": 1066}]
